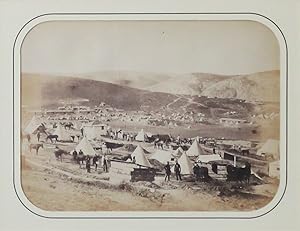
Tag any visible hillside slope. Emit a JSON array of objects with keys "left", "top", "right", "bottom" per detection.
[
  {"left": 21, "top": 74, "right": 177, "bottom": 110},
  {"left": 201, "top": 71, "right": 280, "bottom": 102}
]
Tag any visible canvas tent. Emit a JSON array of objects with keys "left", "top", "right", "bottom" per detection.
[
  {"left": 131, "top": 145, "right": 152, "bottom": 167},
  {"left": 73, "top": 121, "right": 82, "bottom": 130},
  {"left": 257, "top": 139, "right": 279, "bottom": 159},
  {"left": 186, "top": 140, "right": 206, "bottom": 157},
  {"left": 84, "top": 126, "right": 99, "bottom": 140},
  {"left": 196, "top": 154, "right": 222, "bottom": 163},
  {"left": 74, "top": 136, "right": 96, "bottom": 156},
  {"left": 24, "top": 116, "right": 42, "bottom": 134},
  {"left": 135, "top": 129, "right": 147, "bottom": 142},
  {"left": 53, "top": 124, "right": 72, "bottom": 141},
  {"left": 150, "top": 149, "right": 175, "bottom": 164},
  {"left": 171, "top": 152, "right": 193, "bottom": 175},
  {"left": 83, "top": 123, "right": 109, "bottom": 140},
  {"left": 172, "top": 147, "right": 184, "bottom": 158}
]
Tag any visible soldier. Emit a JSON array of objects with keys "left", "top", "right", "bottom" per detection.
[
  {"left": 86, "top": 155, "right": 91, "bottom": 173},
  {"left": 164, "top": 161, "right": 171, "bottom": 181},
  {"left": 37, "top": 132, "right": 41, "bottom": 142},
  {"left": 193, "top": 163, "right": 201, "bottom": 181},
  {"left": 102, "top": 155, "right": 108, "bottom": 173},
  {"left": 72, "top": 150, "right": 78, "bottom": 162},
  {"left": 174, "top": 161, "right": 182, "bottom": 181}
]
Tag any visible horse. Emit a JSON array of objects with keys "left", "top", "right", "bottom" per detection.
[
  {"left": 112, "top": 154, "right": 131, "bottom": 162},
  {"left": 152, "top": 134, "right": 172, "bottom": 148},
  {"left": 29, "top": 143, "right": 43, "bottom": 155},
  {"left": 154, "top": 139, "right": 164, "bottom": 149},
  {"left": 75, "top": 154, "right": 87, "bottom": 168},
  {"left": 54, "top": 148, "right": 69, "bottom": 162},
  {"left": 105, "top": 142, "right": 124, "bottom": 151},
  {"left": 226, "top": 162, "right": 251, "bottom": 184},
  {"left": 46, "top": 134, "right": 59, "bottom": 143},
  {"left": 92, "top": 155, "right": 101, "bottom": 170},
  {"left": 64, "top": 122, "right": 74, "bottom": 130}
]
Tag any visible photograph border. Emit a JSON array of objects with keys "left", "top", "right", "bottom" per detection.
[{"left": 13, "top": 12, "right": 288, "bottom": 219}]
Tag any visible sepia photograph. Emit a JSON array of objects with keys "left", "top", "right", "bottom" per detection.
[{"left": 20, "top": 20, "right": 281, "bottom": 212}]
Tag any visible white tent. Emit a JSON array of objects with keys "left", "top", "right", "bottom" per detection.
[
  {"left": 172, "top": 152, "right": 193, "bottom": 175},
  {"left": 150, "top": 149, "right": 174, "bottom": 164},
  {"left": 186, "top": 140, "right": 206, "bottom": 157},
  {"left": 84, "top": 126, "right": 99, "bottom": 140},
  {"left": 131, "top": 145, "right": 152, "bottom": 167},
  {"left": 75, "top": 136, "right": 96, "bottom": 156},
  {"left": 172, "top": 147, "right": 184, "bottom": 158},
  {"left": 135, "top": 129, "right": 147, "bottom": 142},
  {"left": 53, "top": 124, "right": 72, "bottom": 141},
  {"left": 24, "top": 116, "right": 41, "bottom": 134},
  {"left": 83, "top": 124, "right": 108, "bottom": 140},
  {"left": 196, "top": 154, "right": 222, "bottom": 163},
  {"left": 73, "top": 121, "right": 82, "bottom": 130},
  {"left": 257, "top": 139, "right": 280, "bottom": 159},
  {"left": 193, "top": 136, "right": 201, "bottom": 142}
]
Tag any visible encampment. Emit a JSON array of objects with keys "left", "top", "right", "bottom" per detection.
[
  {"left": 257, "top": 139, "right": 279, "bottom": 159},
  {"left": 196, "top": 154, "right": 222, "bottom": 163},
  {"left": 23, "top": 116, "right": 42, "bottom": 134},
  {"left": 171, "top": 152, "right": 193, "bottom": 175},
  {"left": 131, "top": 145, "right": 152, "bottom": 168},
  {"left": 186, "top": 140, "right": 206, "bottom": 157},
  {"left": 135, "top": 129, "right": 147, "bottom": 142},
  {"left": 74, "top": 136, "right": 96, "bottom": 156},
  {"left": 53, "top": 124, "right": 72, "bottom": 141},
  {"left": 150, "top": 149, "right": 175, "bottom": 164}
]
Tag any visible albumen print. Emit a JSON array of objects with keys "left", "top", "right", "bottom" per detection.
[{"left": 20, "top": 20, "right": 281, "bottom": 212}]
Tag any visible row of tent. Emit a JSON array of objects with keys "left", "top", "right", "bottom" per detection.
[
  {"left": 24, "top": 116, "right": 280, "bottom": 160},
  {"left": 70, "top": 136, "right": 221, "bottom": 175},
  {"left": 128, "top": 139, "right": 280, "bottom": 174},
  {"left": 24, "top": 116, "right": 108, "bottom": 141},
  {"left": 130, "top": 141, "right": 222, "bottom": 175}
]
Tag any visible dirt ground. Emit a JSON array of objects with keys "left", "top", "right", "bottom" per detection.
[{"left": 20, "top": 143, "right": 278, "bottom": 212}]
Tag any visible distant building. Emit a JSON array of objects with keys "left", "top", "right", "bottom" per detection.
[{"left": 219, "top": 118, "right": 247, "bottom": 125}]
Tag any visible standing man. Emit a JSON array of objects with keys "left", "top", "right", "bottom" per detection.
[
  {"left": 86, "top": 155, "right": 91, "bottom": 173},
  {"left": 193, "top": 163, "right": 201, "bottom": 181},
  {"left": 164, "top": 161, "right": 171, "bottom": 182},
  {"left": 72, "top": 150, "right": 78, "bottom": 163},
  {"left": 93, "top": 154, "right": 99, "bottom": 171},
  {"left": 174, "top": 161, "right": 182, "bottom": 181},
  {"left": 37, "top": 132, "right": 41, "bottom": 142},
  {"left": 102, "top": 155, "right": 108, "bottom": 173}
]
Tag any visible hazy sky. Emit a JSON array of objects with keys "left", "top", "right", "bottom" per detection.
[{"left": 21, "top": 20, "right": 280, "bottom": 76}]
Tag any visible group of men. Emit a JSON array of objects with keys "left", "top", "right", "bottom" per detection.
[
  {"left": 163, "top": 161, "right": 207, "bottom": 182},
  {"left": 164, "top": 161, "right": 182, "bottom": 181},
  {"left": 72, "top": 149, "right": 109, "bottom": 173}
]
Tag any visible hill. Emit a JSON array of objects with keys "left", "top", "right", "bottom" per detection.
[
  {"left": 83, "top": 70, "right": 280, "bottom": 102},
  {"left": 21, "top": 73, "right": 177, "bottom": 110},
  {"left": 144, "top": 72, "right": 230, "bottom": 95},
  {"left": 80, "top": 70, "right": 172, "bottom": 89},
  {"left": 201, "top": 71, "right": 280, "bottom": 102}
]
